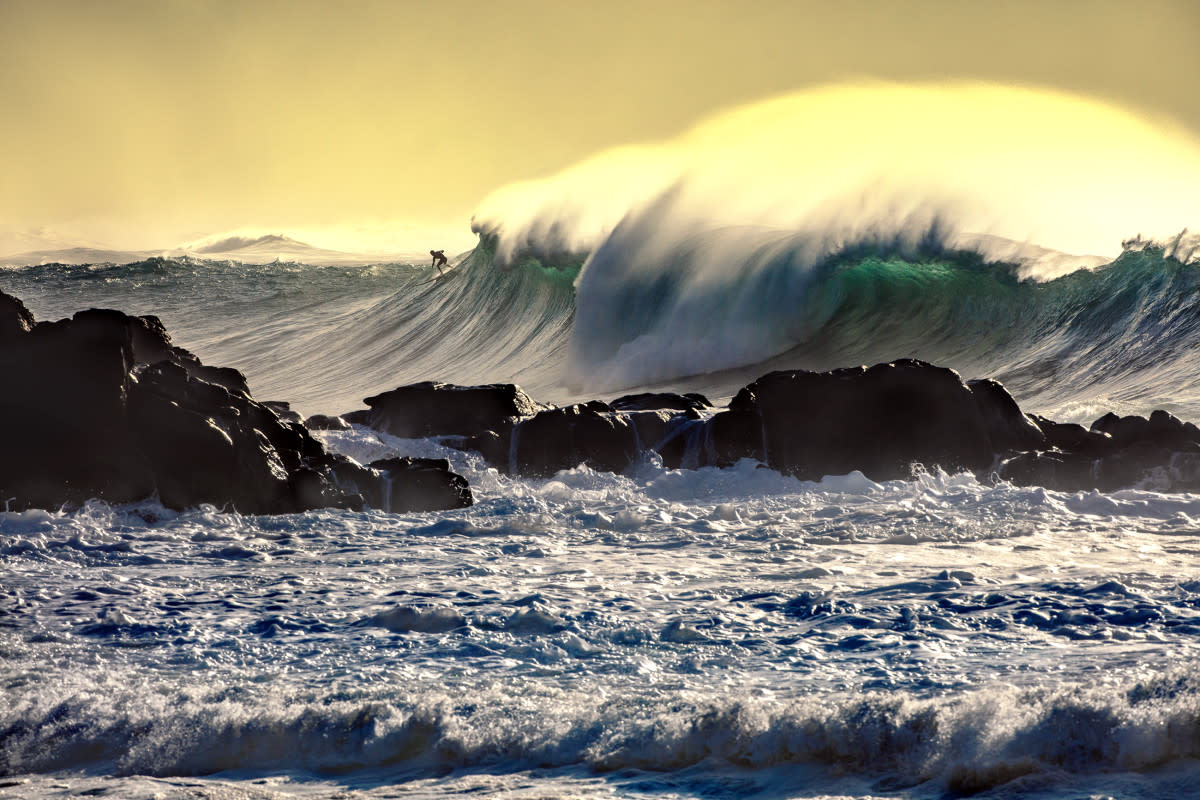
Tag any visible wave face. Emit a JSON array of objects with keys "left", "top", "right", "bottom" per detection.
[
  {"left": 567, "top": 220, "right": 1200, "bottom": 421},
  {"left": 4, "top": 227, "right": 1199, "bottom": 421},
  {"left": 1, "top": 243, "right": 580, "bottom": 415}
]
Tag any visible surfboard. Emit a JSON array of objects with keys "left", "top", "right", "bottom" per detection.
[{"left": 413, "top": 267, "right": 459, "bottom": 287}]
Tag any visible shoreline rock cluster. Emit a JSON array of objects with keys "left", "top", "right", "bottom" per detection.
[
  {"left": 3, "top": 288, "right": 1198, "bottom": 515},
  {"left": 0, "top": 290, "right": 472, "bottom": 515},
  {"left": 349, "top": 363, "right": 1200, "bottom": 493}
]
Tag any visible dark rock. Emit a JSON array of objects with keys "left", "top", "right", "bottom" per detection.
[
  {"left": 263, "top": 401, "right": 304, "bottom": 425},
  {"left": 1091, "top": 413, "right": 1151, "bottom": 448},
  {"left": 1003, "top": 411, "right": 1200, "bottom": 492},
  {"left": 1029, "top": 415, "right": 1112, "bottom": 456},
  {"left": 367, "top": 457, "right": 474, "bottom": 511},
  {"left": 362, "top": 381, "right": 540, "bottom": 438},
  {"left": 460, "top": 429, "right": 510, "bottom": 467},
  {"left": 623, "top": 409, "right": 696, "bottom": 455},
  {"left": 341, "top": 409, "right": 371, "bottom": 425},
  {"left": 305, "top": 414, "right": 352, "bottom": 431},
  {"left": 0, "top": 289, "right": 35, "bottom": 338},
  {"left": 999, "top": 451, "right": 1099, "bottom": 493},
  {"left": 1145, "top": 410, "right": 1200, "bottom": 449},
  {"left": 128, "top": 362, "right": 301, "bottom": 512},
  {"left": 1093, "top": 441, "right": 1186, "bottom": 492},
  {"left": 0, "top": 292, "right": 473, "bottom": 514},
  {"left": 717, "top": 360, "right": 998, "bottom": 480},
  {"left": 0, "top": 306, "right": 143, "bottom": 509},
  {"left": 704, "top": 407, "right": 766, "bottom": 468},
  {"left": 78, "top": 308, "right": 251, "bottom": 396},
  {"left": 509, "top": 402, "right": 638, "bottom": 476},
  {"left": 1087, "top": 411, "right": 1200, "bottom": 451},
  {"left": 609, "top": 392, "right": 712, "bottom": 413},
  {"left": 968, "top": 379, "right": 1046, "bottom": 453},
  {"left": 655, "top": 417, "right": 713, "bottom": 470}
]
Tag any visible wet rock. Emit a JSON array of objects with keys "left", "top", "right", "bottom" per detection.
[
  {"left": 362, "top": 381, "right": 540, "bottom": 438},
  {"left": 1002, "top": 409, "right": 1200, "bottom": 492},
  {"left": 967, "top": 378, "right": 1046, "bottom": 453},
  {"left": 0, "top": 291, "right": 456, "bottom": 514},
  {"left": 1029, "top": 415, "right": 1113, "bottom": 456},
  {"left": 623, "top": 409, "right": 698, "bottom": 456},
  {"left": 341, "top": 409, "right": 371, "bottom": 425},
  {"left": 510, "top": 402, "right": 639, "bottom": 476},
  {"left": 713, "top": 360, "right": 1006, "bottom": 480},
  {"left": 366, "top": 457, "right": 474, "bottom": 511},
  {"left": 654, "top": 417, "right": 711, "bottom": 470},
  {"left": 1091, "top": 410, "right": 1200, "bottom": 451},
  {"left": 999, "top": 451, "right": 1099, "bottom": 493},
  {"left": 0, "top": 289, "right": 35, "bottom": 338},
  {"left": 263, "top": 401, "right": 304, "bottom": 425},
  {"left": 304, "top": 414, "right": 352, "bottom": 431},
  {"left": 608, "top": 392, "right": 712, "bottom": 412},
  {"left": 702, "top": 406, "right": 765, "bottom": 468}
]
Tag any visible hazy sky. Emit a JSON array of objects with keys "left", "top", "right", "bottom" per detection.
[{"left": 2, "top": 0, "right": 1198, "bottom": 252}]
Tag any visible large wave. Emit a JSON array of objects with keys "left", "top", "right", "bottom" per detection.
[
  {"left": 5, "top": 227, "right": 1199, "bottom": 423},
  {"left": 5, "top": 83, "right": 1200, "bottom": 420},
  {"left": 559, "top": 211, "right": 1200, "bottom": 421}
]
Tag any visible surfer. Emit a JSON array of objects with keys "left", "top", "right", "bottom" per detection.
[{"left": 430, "top": 249, "right": 448, "bottom": 275}]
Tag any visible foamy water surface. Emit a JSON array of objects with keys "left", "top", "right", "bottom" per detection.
[{"left": 4, "top": 425, "right": 1200, "bottom": 799}]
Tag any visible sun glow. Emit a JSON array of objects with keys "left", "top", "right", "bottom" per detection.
[{"left": 474, "top": 83, "right": 1200, "bottom": 262}]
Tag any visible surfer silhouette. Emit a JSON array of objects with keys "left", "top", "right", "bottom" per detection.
[{"left": 430, "top": 249, "right": 448, "bottom": 275}]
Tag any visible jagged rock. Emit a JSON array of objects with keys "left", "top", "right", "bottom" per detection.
[
  {"left": 362, "top": 381, "right": 540, "bottom": 438},
  {"left": 710, "top": 360, "right": 1013, "bottom": 480},
  {"left": 128, "top": 361, "right": 329, "bottom": 513},
  {"left": 366, "top": 457, "right": 474, "bottom": 511},
  {"left": 623, "top": 409, "right": 699, "bottom": 457},
  {"left": 609, "top": 392, "right": 712, "bottom": 412},
  {"left": 1029, "top": 414, "right": 1113, "bottom": 456},
  {"left": 263, "top": 401, "right": 304, "bottom": 425},
  {"left": 1002, "top": 409, "right": 1200, "bottom": 492},
  {"left": 0, "top": 290, "right": 35, "bottom": 338},
  {"left": 509, "top": 401, "right": 639, "bottom": 476},
  {"left": 341, "top": 409, "right": 371, "bottom": 425},
  {"left": 0, "top": 290, "right": 472, "bottom": 514},
  {"left": 304, "top": 413, "right": 352, "bottom": 431},
  {"left": 100, "top": 309, "right": 250, "bottom": 395},
  {"left": 1091, "top": 410, "right": 1200, "bottom": 451},
  {"left": 968, "top": 379, "right": 1046, "bottom": 453},
  {"left": 998, "top": 450, "right": 1100, "bottom": 493}
]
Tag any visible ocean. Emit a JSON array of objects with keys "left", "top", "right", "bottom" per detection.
[{"left": 3, "top": 222, "right": 1200, "bottom": 800}]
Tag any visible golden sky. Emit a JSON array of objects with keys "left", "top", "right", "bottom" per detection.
[{"left": 2, "top": 0, "right": 1198, "bottom": 253}]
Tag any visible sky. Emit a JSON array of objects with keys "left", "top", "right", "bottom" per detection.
[{"left": 2, "top": 0, "right": 1199, "bottom": 256}]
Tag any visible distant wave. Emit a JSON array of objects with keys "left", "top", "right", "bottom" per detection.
[{"left": 190, "top": 233, "right": 304, "bottom": 253}]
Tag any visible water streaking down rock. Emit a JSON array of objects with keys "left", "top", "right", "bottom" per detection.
[
  {"left": 355, "top": 361, "right": 1200, "bottom": 492},
  {"left": 7, "top": 282, "right": 1199, "bottom": 514}
]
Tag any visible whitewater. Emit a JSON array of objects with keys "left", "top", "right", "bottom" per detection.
[{"left": 5, "top": 84, "right": 1200, "bottom": 799}]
